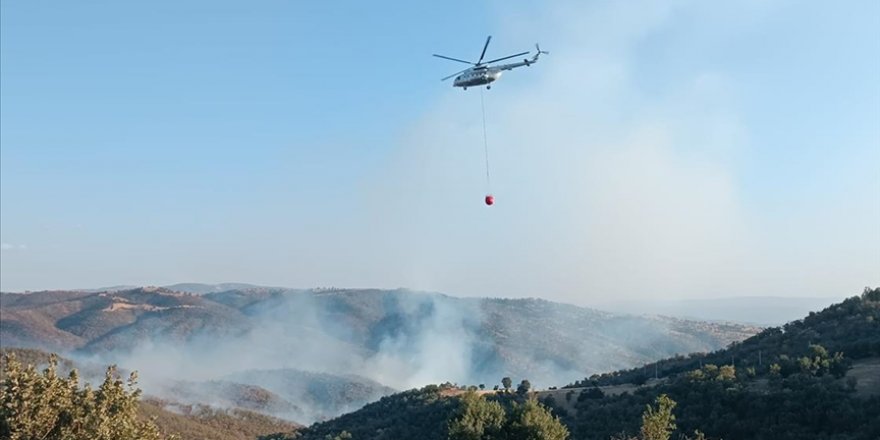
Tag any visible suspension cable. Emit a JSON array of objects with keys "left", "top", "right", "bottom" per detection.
[{"left": 480, "top": 88, "right": 491, "bottom": 189}]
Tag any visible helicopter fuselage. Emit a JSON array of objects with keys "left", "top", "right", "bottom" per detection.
[
  {"left": 450, "top": 54, "right": 541, "bottom": 90},
  {"left": 435, "top": 37, "right": 547, "bottom": 90},
  {"left": 453, "top": 68, "right": 502, "bottom": 88}
]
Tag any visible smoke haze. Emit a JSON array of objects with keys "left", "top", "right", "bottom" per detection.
[{"left": 17, "top": 286, "right": 751, "bottom": 423}]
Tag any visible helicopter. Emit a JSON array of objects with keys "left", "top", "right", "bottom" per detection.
[{"left": 433, "top": 36, "right": 548, "bottom": 90}]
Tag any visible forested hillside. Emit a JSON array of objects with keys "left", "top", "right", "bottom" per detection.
[
  {"left": 566, "top": 287, "right": 880, "bottom": 388},
  {"left": 288, "top": 288, "right": 880, "bottom": 440},
  {"left": 6, "top": 287, "right": 876, "bottom": 439}
]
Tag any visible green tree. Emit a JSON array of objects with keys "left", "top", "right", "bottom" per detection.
[
  {"left": 639, "top": 394, "right": 676, "bottom": 440},
  {"left": 517, "top": 379, "right": 532, "bottom": 395},
  {"left": 582, "top": 387, "right": 604, "bottom": 400},
  {"left": 505, "top": 399, "right": 569, "bottom": 440},
  {"left": 502, "top": 377, "right": 512, "bottom": 391},
  {"left": 686, "top": 369, "right": 705, "bottom": 382},
  {"left": 448, "top": 391, "right": 505, "bottom": 440},
  {"left": 0, "top": 353, "right": 172, "bottom": 440},
  {"left": 717, "top": 365, "right": 736, "bottom": 381}
]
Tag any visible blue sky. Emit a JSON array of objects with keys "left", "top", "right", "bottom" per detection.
[{"left": 2, "top": 1, "right": 878, "bottom": 302}]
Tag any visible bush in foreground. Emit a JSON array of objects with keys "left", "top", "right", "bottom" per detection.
[{"left": 0, "top": 353, "right": 174, "bottom": 440}]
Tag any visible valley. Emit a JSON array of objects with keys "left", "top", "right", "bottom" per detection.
[{"left": 1, "top": 284, "right": 760, "bottom": 425}]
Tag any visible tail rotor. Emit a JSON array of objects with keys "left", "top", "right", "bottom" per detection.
[
  {"left": 527, "top": 44, "right": 549, "bottom": 64},
  {"left": 535, "top": 43, "right": 549, "bottom": 57}
]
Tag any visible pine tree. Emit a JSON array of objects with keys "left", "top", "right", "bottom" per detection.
[
  {"left": 502, "top": 377, "right": 512, "bottom": 391},
  {"left": 0, "top": 353, "right": 173, "bottom": 440},
  {"left": 639, "top": 394, "right": 676, "bottom": 440},
  {"left": 448, "top": 391, "right": 505, "bottom": 440},
  {"left": 505, "top": 399, "right": 569, "bottom": 440}
]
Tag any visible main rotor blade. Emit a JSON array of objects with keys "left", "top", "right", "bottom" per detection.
[
  {"left": 442, "top": 68, "right": 470, "bottom": 81},
  {"left": 484, "top": 51, "right": 530, "bottom": 65},
  {"left": 433, "top": 54, "right": 475, "bottom": 65},
  {"left": 477, "top": 35, "right": 492, "bottom": 64}
]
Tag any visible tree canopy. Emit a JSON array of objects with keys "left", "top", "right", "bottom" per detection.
[
  {"left": 448, "top": 392, "right": 568, "bottom": 440},
  {"left": 0, "top": 353, "right": 173, "bottom": 440}
]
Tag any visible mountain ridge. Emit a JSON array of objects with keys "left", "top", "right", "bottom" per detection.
[
  {"left": 1, "top": 286, "right": 760, "bottom": 384},
  {"left": 292, "top": 288, "right": 880, "bottom": 440},
  {"left": 1, "top": 285, "right": 761, "bottom": 424}
]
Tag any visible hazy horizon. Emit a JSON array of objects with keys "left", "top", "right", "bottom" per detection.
[
  {"left": 2, "top": 280, "right": 852, "bottom": 300},
  {"left": 1, "top": 280, "right": 853, "bottom": 326},
  {"left": 2, "top": 1, "right": 879, "bottom": 303}
]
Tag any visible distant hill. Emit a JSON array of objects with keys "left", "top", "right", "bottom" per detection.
[
  {"left": 139, "top": 399, "right": 300, "bottom": 440},
  {"left": 74, "top": 285, "right": 139, "bottom": 293},
  {"left": 0, "top": 287, "right": 252, "bottom": 354},
  {"left": 0, "top": 287, "right": 759, "bottom": 387},
  {"left": 155, "top": 379, "right": 304, "bottom": 420},
  {"left": 152, "top": 367, "right": 397, "bottom": 423},
  {"left": 163, "top": 283, "right": 270, "bottom": 295},
  {"left": 291, "top": 288, "right": 880, "bottom": 440},
  {"left": 1, "top": 285, "right": 760, "bottom": 425},
  {"left": 592, "top": 296, "right": 847, "bottom": 326},
  {"left": 225, "top": 368, "right": 396, "bottom": 422}
]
